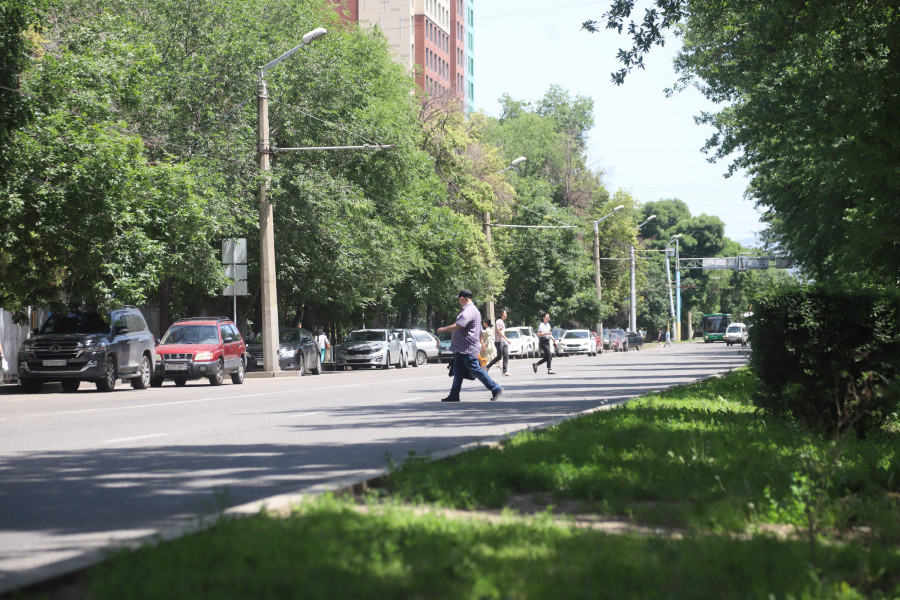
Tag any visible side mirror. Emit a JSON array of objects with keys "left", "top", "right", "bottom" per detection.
[{"left": 115, "top": 325, "right": 130, "bottom": 335}]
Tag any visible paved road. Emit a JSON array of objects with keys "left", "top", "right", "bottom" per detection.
[{"left": 0, "top": 341, "right": 749, "bottom": 593}]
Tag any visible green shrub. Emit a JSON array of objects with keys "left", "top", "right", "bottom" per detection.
[{"left": 750, "top": 282, "right": 900, "bottom": 435}]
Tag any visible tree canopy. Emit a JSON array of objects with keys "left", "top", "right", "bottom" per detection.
[{"left": 585, "top": 0, "right": 900, "bottom": 285}]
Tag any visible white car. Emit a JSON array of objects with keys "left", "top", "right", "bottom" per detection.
[
  {"left": 410, "top": 329, "right": 439, "bottom": 365},
  {"left": 510, "top": 326, "right": 538, "bottom": 358},
  {"left": 724, "top": 323, "right": 749, "bottom": 347},
  {"left": 557, "top": 329, "right": 597, "bottom": 356},
  {"left": 504, "top": 328, "right": 525, "bottom": 357}
]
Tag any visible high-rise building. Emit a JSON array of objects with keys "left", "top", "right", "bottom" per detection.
[{"left": 332, "top": 0, "right": 473, "bottom": 111}]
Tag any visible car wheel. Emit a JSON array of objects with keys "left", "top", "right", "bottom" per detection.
[
  {"left": 312, "top": 353, "right": 322, "bottom": 375},
  {"left": 150, "top": 376, "right": 164, "bottom": 388},
  {"left": 174, "top": 378, "right": 188, "bottom": 387},
  {"left": 416, "top": 350, "right": 426, "bottom": 366},
  {"left": 297, "top": 360, "right": 306, "bottom": 376},
  {"left": 209, "top": 359, "right": 225, "bottom": 385},
  {"left": 382, "top": 352, "right": 391, "bottom": 369},
  {"left": 230, "top": 357, "right": 245, "bottom": 384},
  {"left": 400, "top": 351, "right": 407, "bottom": 368},
  {"left": 61, "top": 380, "right": 81, "bottom": 393},
  {"left": 96, "top": 356, "right": 117, "bottom": 392},
  {"left": 131, "top": 355, "right": 152, "bottom": 389}
]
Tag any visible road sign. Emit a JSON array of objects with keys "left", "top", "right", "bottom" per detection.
[
  {"left": 224, "top": 281, "right": 248, "bottom": 296},
  {"left": 224, "top": 264, "right": 248, "bottom": 279},
  {"left": 222, "top": 239, "right": 247, "bottom": 265}
]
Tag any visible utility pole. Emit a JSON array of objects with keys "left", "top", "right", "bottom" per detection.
[
  {"left": 592, "top": 205, "right": 624, "bottom": 336},
  {"left": 257, "top": 77, "right": 279, "bottom": 372}
]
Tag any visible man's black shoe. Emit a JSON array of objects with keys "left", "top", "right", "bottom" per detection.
[
  {"left": 441, "top": 396, "right": 460, "bottom": 402},
  {"left": 491, "top": 389, "right": 503, "bottom": 401}
]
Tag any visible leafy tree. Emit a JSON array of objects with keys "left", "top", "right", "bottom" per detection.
[
  {"left": 0, "top": 26, "right": 229, "bottom": 313},
  {"left": 585, "top": 0, "right": 900, "bottom": 285},
  {"left": 0, "top": 0, "right": 46, "bottom": 168}
]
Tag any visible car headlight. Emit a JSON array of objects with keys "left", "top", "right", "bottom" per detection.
[
  {"left": 83, "top": 340, "right": 106, "bottom": 352},
  {"left": 18, "top": 340, "right": 35, "bottom": 354},
  {"left": 195, "top": 351, "right": 215, "bottom": 361},
  {"left": 155, "top": 353, "right": 163, "bottom": 362},
  {"left": 278, "top": 347, "right": 296, "bottom": 357}
]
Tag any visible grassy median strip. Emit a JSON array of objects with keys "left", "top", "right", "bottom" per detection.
[{"left": 44, "top": 369, "right": 900, "bottom": 599}]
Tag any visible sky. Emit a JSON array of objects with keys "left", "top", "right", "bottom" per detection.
[{"left": 472, "top": 0, "right": 764, "bottom": 246}]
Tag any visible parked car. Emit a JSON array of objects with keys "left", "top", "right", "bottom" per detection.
[
  {"left": 437, "top": 331, "right": 454, "bottom": 362},
  {"left": 504, "top": 328, "right": 525, "bottom": 357},
  {"left": 558, "top": 329, "right": 597, "bottom": 356},
  {"left": 391, "top": 328, "right": 419, "bottom": 368},
  {"left": 609, "top": 332, "right": 626, "bottom": 352},
  {"left": 551, "top": 327, "right": 567, "bottom": 356},
  {"left": 625, "top": 330, "right": 644, "bottom": 351},
  {"left": 608, "top": 328, "right": 629, "bottom": 352},
  {"left": 246, "top": 327, "right": 321, "bottom": 375},
  {"left": 602, "top": 330, "right": 612, "bottom": 351},
  {"left": 410, "top": 329, "right": 439, "bottom": 365},
  {"left": 335, "top": 329, "right": 402, "bottom": 370},
  {"left": 510, "top": 326, "right": 538, "bottom": 358},
  {"left": 17, "top": 306, "right": 156, "bottom": 393},
  {"left": 152, "top": 316, "right": 246, "bottom": 386},
  {"left": 724, "top": 322, "right": 749, "bottom": 347}
]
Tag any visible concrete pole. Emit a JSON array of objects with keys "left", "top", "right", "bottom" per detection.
[
  {"left": 258, "top": 79, "right": 280, "bottom": 372},
  {"left": 675, "top": 238, "right": 682, "bottom": 342},
  {"left": 629, "top": 244, "right": 636, "bottom": 332},
  {"left": 593, "top": 222, "right": 602, "bottom": 336},
  {"left": 484, "top": 210, "right": 494, "bottom": 323}
]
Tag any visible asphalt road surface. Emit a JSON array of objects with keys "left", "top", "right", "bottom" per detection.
[{"left": 0, "top": 341, "right": 749, "bottom": 593}]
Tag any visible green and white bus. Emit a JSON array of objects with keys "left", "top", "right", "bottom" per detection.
[{"left": 701, "top": 313, "right": 731, "bottom": 342}]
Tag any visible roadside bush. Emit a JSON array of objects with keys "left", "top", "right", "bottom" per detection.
[{"left": 750, "top": 283, "right": 900, "bottom": 435}]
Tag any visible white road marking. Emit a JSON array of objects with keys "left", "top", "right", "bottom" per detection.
[{"left": 99, "top": 433, "right": 168, "bottom": 445}]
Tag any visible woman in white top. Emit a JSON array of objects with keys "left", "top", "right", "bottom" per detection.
[
  {"left": 533, "top": 312, "right": 556, "bottom": 374},
  {"left": 479, "top": 318, "right": 496, "bottom": 366}
]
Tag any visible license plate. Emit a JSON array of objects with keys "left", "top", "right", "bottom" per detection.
[
  {"left": 256, "top": 359, "right": 264, "bottom": 366},
  {"left": 165, "top": 363, "right": 189, "bottom": 371},
  {"left": 42, "top": 359, "right": 67, "bottom": 367}
]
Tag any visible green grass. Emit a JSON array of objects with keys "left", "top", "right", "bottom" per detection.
[{"left": 24, "top": 368, "right": 900, "bottom": 599}]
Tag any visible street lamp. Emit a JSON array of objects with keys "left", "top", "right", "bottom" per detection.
[
  {"left": 668, "top": 234, "right": 683, "bottom": 342},
  {"left": 592, "top": 204, "right": 624, "bottom": 338},
  {"left": 486, "top": 156, "right": 527, "bottom": 322},
  {"left": 257, "top": 27, "right": 327, "bottom": 373},
  {"left": 629, "top": 215, "right": 656, "bottom": 332}
]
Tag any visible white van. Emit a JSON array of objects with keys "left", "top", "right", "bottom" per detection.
[{"left": 724, "top": 323, "right": 749, "bottom": 347}]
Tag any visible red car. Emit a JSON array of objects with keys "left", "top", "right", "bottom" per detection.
[
  {"left": 609, "top": 332, "right": 626, "bottom": 352},
  {"left": 152, "top": 317, "right": 247, "bottom": 386}
]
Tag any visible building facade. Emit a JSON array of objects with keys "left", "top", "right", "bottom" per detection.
[{"left": 333, "top": 0, "right": 473, "bottom": 110}]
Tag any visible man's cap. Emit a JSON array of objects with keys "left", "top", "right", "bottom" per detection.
[{"left": 457, "top": 289, "right": 473, "bottom": 298}]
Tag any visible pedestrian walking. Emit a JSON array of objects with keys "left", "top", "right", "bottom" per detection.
[
  {"left": 664, "top": 327, "right": 672, "bottom": 347},
  {"left": 316, "top": 328, "right": 330, "bottom": 362},
  {"left": 532, "top": 312, "right": 557, "bottom": 375},
  {"left": 479, "top": 318, "right": 496, "bottom": 368},
  {"left": 657, "top": 329, "right": 664, "bottom": 347},
  {"left": 485, "top": 308, "right": 510, "bottom": 376},
  {"left": 437, "top": 290, "right": 503, "bottom": 402}
]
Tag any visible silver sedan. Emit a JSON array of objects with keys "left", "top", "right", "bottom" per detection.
[{"left": 335, "top": 329, "right": 403, "bottom": 370}]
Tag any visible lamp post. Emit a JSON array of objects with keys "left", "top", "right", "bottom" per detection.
[
  {"left": 257, "top": 27, "right": 327, "bottom": 373},
  {"left": 668, "top": 234, "right": 683, "bottom": 342},
  {"left": 629, "top": 215, "right": 656, "bottom": 332},
  {"left": 593, "top": 204, "right": 624, "bottom": 337},
  {"left": 486, "top": 156, "right": 526, "bottom": 323}
]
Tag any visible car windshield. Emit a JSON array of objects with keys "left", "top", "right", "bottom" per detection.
[
  {"left": 39, "top": 312, "right": 110, "bottom": 335},
  {"left": 250, "top": 329, "right": 300, "bottom": 346},
  {"left": 345, "top": 330, "right": 386, "bottom": 343},
  {"left": 506, "top": 330, "right": 520, "bottom": 339},
  {"left": 726, "top": 325, "right": 742, "bottom": 333},
  {"left": 161, "top": 324, "right": 220, "bottom": 344},
  {"left": 563, "top": 331, "right": 589, "bottom": 339}
]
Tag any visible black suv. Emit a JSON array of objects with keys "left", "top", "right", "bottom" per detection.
[{"left": 17, "top": 307, "right": 156, "bottom": 393}]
